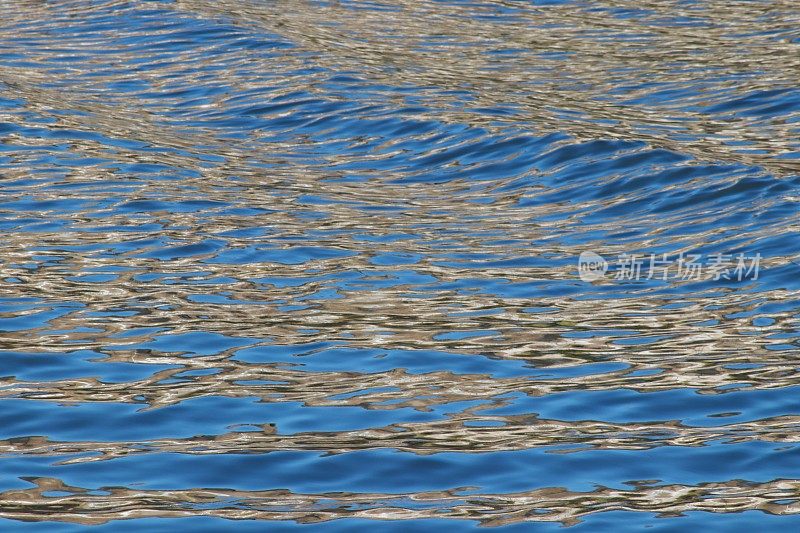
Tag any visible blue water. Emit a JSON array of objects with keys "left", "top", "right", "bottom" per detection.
[{"left": 0, "top": 0, "right": 799, "bottom": 529}]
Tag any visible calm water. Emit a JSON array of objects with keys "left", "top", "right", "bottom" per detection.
[{"left": 0, "top": 0, "right": 799, "bottom": 530}]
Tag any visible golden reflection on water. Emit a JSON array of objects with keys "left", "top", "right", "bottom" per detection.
[
  {"left": 2, "top": 477, "right": 800, "bottom": 526},
  {"left": 179, "top": 0, "right": 800, "bottom": 172}
]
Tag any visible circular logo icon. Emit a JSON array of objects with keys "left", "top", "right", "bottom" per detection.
[{"left": 578, "top": 251, "right": 607, "bottom": 282}]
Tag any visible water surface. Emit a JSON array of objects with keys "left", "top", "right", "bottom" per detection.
[{"left": 0, "top": 0, "right": 799, "bottom": 529}]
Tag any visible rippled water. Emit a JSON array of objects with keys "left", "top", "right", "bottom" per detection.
[{"left": 0, "top": 0, "right": 799, "bottom": 530}]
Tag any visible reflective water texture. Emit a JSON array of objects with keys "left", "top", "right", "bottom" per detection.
[{"left": 0, "top": 0, "right": 799, "bottom": 530}]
